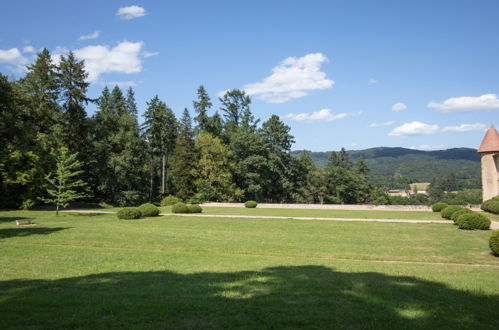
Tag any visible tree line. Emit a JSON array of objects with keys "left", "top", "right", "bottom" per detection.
[{"left": 1, "top": 49, "right": 380, "bottom": 208}]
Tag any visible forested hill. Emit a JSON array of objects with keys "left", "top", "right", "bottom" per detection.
[{"left": 292, "top": 147, "right": 481, "bottom": 188}]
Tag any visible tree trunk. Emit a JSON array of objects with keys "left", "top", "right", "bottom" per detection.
[
  {"left": 149, "top": 155, "right": 154, "bottom": 202},
  {"left": 161, "top": 152, "right": 166, "bottom": 197},
  {"left": 165, "top": 153, "right": 169, "bottom": 195}
]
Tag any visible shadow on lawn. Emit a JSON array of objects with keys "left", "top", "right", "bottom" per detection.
[
  {"left": 0, "top": 216, "right": 29, "bottom": 224},
  {"left": 0, "top": 265, "right": 497, "bottom": 329},
  {"left": 0, "top": 227, "right": 68, "bottom": 239}
]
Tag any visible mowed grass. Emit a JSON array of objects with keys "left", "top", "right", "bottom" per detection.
[{"left": 0, "top": 210, "right": 498, "bottom": 329}]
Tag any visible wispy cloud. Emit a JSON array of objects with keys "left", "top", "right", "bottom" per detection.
[
  {"left": 392, "top": 102, "right": 407, "bottom": 112},
  {"left": 442, "top": 123, "right": 486, "bottom": 132},
  {"left": 368, "top": 79, "right": 379, "bottom": 84},
  {"left": 282, "top": 109, "right": 358, "bottom": 122},
  {"left": 116, "top": 6, "right": 147, "bottom": 20},
  {"left": 79, "top": 30, "right": 101, "bottom": 40},
  {"left": 410, "top": 144, "right": 447, "bottom": 151},
  {"left": 244, "top": 53, "right": 334, "bottom": 103},
  {"left": 369, "top": 120, "right": 395, "bottom": 127},
  {"left": 389, "top": 121, "right": 487, "bottom": 137},
  {"left": 22, "top": 46, "right": 35, "bottom": 53},
  {"left": 142, "top": 51, "right": 159, "bottom": 58},
  {"left": 428, "top": 93, "right": 499, "bottom": 112}
]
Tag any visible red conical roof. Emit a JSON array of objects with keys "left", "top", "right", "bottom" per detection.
[{"left": 478, "top": 126, "right": 499, "bottom": 153}]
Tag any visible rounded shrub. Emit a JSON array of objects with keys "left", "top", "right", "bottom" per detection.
[
  {"left": 440, "top": 206, "right": 463, "bottom": 219},
  {"left": 431, "top": 202, "right": 449, "bottom": 212},
  {"left": 188, "top": 204, "right": 202, "bottom": 213},
  {"left": 245, "top": 200, "right": 257, "bottom": 208},
  {"left": 481, "top": 200, "right": 499, "bottom": 214},
  {"left": 489, "top": 230, "right": 499, "bottom": 256},
  {"left": 161, "top": 195, "right": 182, "bottom": 207},
  {"left": 456, "top": 212, "right": 491, "bottom": 230},
  {"left": 450, "top": 208, "right": 473, "bottom": 223},
  {"left": 138, "top": 203, "right": 160, "bottom": 217},
  {"left": 117, "top": 207, "right": 142, "bottom": 220},
  {"left": 171, "top": 202, "right": 189, "bottom": 214}
]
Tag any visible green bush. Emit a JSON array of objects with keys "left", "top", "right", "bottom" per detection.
[
  {"left": 161, "top": 195, "right": 181, "bottom": 206},
  {"left": 481, "top": 200, "right": 499, "bottom": 214},
  {"left": 489, "top": 230, "right": 499, "bottom": 256},
  {"left": 450, "top": 208, "right": 473, "bottom": 223},
  {"left": 431, "top": 202, "right": 449, "bottom": 212},
  {"left": 373, "top": 196, "right": 390, "bottom": 205},
  {"left": 245, "top": 200, "right": 257, "bottom": 208},
  {"left": 440, "top": 205, "right": 463, "bottom": 219},
  {"left": 171, "top": 202, "right": 189, "bottom": 214},
  {"left": 188, "top": 205, "right": 202, "bottom": 213},
  {"left": 138, "top": 203, "right": 160, "bottom": 217},
  {"left": 117, "top": 207, "right": 142, "bottom": 220},
  {"left": 456, "top": 212, "right": 490, "bottom": 230}
]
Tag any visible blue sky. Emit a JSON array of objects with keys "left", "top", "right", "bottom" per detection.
[{"left": 1, "top": 0, "right": 498, "bottom": 151}]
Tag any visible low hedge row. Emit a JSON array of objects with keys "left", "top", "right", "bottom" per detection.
[
  {"left": 245, "top": 200, "right": 257, "bottom": 208},
  {"left": 455, "top": 212, "right": 491, "bottom": 230},
  {"left": 117, "top": 207, "right": 142, "bottom": 220},
  {"left": 431, "top": 202, "right": 449, "bottom": 212},
  {"left": 481, "top": 199, "right": 499, "bottom": 214},
  {"left": 171, "top": 202, "right": 203, "bottom": 214},
  {"left": 490, "top": 230, "right": 499, "bottom": 256},
  {"left": 440, "top": 206, "right": 463, "bottom": 219}
]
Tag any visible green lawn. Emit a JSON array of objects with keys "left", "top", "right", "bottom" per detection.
[{"left": 1, "top": 210, "right": 498, "bottom": 329}]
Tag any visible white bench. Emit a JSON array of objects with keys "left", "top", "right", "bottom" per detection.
[{"left": 16, "top": 219, "right": 33, "bottom": 226}]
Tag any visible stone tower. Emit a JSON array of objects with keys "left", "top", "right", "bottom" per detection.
[{"left": 478, "top": 125, "right": 499, "bottom": 201}]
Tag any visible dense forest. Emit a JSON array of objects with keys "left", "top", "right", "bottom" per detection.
[{"left": 0, "top": 49, "right": 482, "bottom": 209}]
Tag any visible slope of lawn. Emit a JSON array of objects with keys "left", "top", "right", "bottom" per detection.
[{"left": 0, "top": 210, "right": 498, "bottom": 329}]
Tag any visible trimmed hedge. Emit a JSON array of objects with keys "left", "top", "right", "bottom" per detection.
[
  {"left": 456, "top": 212, "right": 490, "bottom": 230},
  {"left": 161, "top": 195, "right": 182, "bottom": 207},
  {"left": 138, "top": 203, "right": 160, "bottom": 217},
  {"left": 440, "top": 206, "right": 463, "bottom": 219},
  {"left": 489, "top": 230, "right": 499, "bottom": 256},
  {"left": 481, "top": 200, "right": 499, "bottom": 214},
  {"left": 432, "top": 202, "right": 449, "bottom": 212},
  {"left": 188, "top": 205, "right": 202, "bottom": 213},
  {"left": 171, "top": 202, "right": 189, "bottom": 214},
  {"left": 117, "top": 207, "right": 142, "bottom": 220},
  {"left": 450, "top": 208, "right": 473, "bottom": 223},
  {"left": 245, "top": 200, "right": 257, "bottom": 208}
]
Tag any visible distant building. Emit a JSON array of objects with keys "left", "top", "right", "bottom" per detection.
[
  {"left": 387, "top": 189, "right": 408, "bottom": 197},
  {"left": 478, "top": 125, "right": 499, "bottom": 201}
]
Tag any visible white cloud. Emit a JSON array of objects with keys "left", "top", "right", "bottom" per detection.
[
  {"left": 116, "top": 6, "right": 146, "bottom": 20},
  {"left": 79, "top": 30, "right": 101, "bottom": 40},
  {"left": 0, "top": 48, "right": 29, "bottom": 72},
  {"left": 23, "top": 46, "right": 35, "bottom": 53},
  {"left": 244, "top": 53, "right": 334, "bottom": 103},
  {"left": 392, "top": 102, "right": 407, "bottom": 112},
  {"left": 103, "top": 80, "right": 138, "bottom": 88},
  {"left": 428, "top": 94, "right": 499, "bottom": 112},
  {"left": 442, "top": 123, "right": 486, "bottom": 132},
  {"left": 389, "top": 121, "right": 440, "bottom": 136},
  {"left": 74, "top": 41, "right": 144, "bottom": 82},
  {"left": 142, "top": 51, "right": 159, "bottom": 58},
  {"left": 410, "top": 144, "right": 447, "bottom": 151},
  {"left": 368, "top": 79, "right": 379, "bottom": 84},
  {"left": 369, "top": 120, "right": 395, "bottom": 127},
  {"left": 282, "top": 109, "right": 356, "bottom": 122}
]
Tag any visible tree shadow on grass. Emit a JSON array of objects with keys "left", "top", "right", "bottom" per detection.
[
  {"left": 0, "top": 265, "right": 497, "bottom": 329},
  {"left": 0, "top": 227, "right": 68, "bottom": 239}
]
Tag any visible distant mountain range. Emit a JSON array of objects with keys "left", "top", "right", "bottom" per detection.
[{"left": 291, "top": 147, "right": 481, "bottom": 188}]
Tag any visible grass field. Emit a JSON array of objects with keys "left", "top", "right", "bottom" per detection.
[{"left": 1, "top": 209, "right": 498, "bottom": 329}]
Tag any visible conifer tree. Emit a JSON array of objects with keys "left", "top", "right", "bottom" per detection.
[
  {"left": 142, "top": 95, "right": 177, "bottom": 199},
  {"left": 172, "top": 108, "right": 198, "bottom": 200},
  {"left": 58, "top": 51, "right": 91, "bottom": 155},
  {"left": 193, "top": 85, "right": 212, "bottom": 133},
  {"left": 40, "top": 147, "right": 89, "bottom": 215}
]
